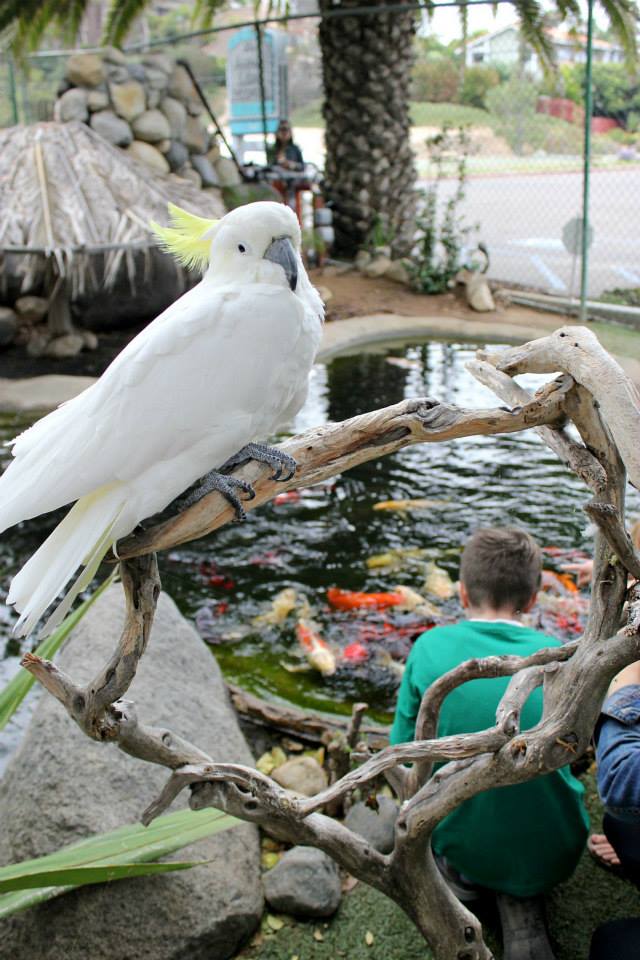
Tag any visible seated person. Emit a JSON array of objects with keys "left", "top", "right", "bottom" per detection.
[
  {"left": 391, "top": 527, "right": 589, "bottom": 960},
  {"left": 268, "top": 119, "right": 304, "bottom": 171},
  {"left": 588, "top": 659, "right": 640, "bottom": 959}
]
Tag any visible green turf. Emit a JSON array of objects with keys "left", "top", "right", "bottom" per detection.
[
  {"left": 239, "top": 772, "right": 638, "bottom": 960},
  {"left": 590, "top": 320, "right": 640, "bottom": 362},
  {"left": 291, "top": 99, "right": 494, "bottom": 130}
]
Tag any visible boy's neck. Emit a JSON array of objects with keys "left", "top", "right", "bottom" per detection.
[{"left": 465, "top": 605, "right": 523, "bottom": 623}]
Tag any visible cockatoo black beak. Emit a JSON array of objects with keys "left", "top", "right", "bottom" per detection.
[{"left": 263, "top": 237, "right": 298, "bottom": 292}]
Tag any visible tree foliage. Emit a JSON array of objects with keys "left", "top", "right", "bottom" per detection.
[{"left": 1, "top": 0, "right": 638, "bottom": 65}]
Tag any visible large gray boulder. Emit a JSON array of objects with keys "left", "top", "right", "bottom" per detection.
[{"left": 0, "top": 585, "right": 262, "bottom": 960}]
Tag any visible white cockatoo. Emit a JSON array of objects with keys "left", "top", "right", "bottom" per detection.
[{"left": 0, "top": 201, "right": 324, "bottom": 637}]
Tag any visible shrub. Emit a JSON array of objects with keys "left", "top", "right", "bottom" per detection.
[
  {"left": 459, "top": 66, "right": 501, "bottom": 109},
  {"left": 411, "top": 59, "right": 459, "bottom": 104},
  {"left": 408, "top": 126, "right": 480, "bottom": 294},
  {"left": 486, "top": 78, "right": 538, "bottom": 155}
]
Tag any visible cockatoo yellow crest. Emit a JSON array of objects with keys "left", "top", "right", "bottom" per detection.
[{"left": 150, "top": 202, "right": 219, "bottom": 271}]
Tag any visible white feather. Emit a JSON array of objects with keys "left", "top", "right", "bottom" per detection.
[{"left": 0, "top": 202, "right": 323, "bottom": 636}]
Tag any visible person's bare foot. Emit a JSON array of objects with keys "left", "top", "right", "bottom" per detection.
[{"left": 588, "top": 833, "right": 622, "bottom": 869}]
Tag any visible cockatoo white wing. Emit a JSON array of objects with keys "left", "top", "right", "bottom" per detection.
[{"left": 0, "top": 279, "right": 315, "bottom": 531}]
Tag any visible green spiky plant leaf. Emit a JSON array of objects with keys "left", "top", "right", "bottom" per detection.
[
  {"left": 0, "top": 569, "right": 117, "bottom": 731},
  {"left": 0, "top": 807, "right": 239, "bottom": 917}
]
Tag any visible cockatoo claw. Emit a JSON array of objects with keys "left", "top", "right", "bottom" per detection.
[
  {"left": 181, "top": 470, "right": 256, "bottom": 520},
  {"left": 221, "top": 443, "right": 297, "bottom": 483}
]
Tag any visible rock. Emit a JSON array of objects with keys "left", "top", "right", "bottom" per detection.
[
  {"left": 143, "top": 52, "right": 174, "bottom": 76},
  {"left": 343, "top": 796, "right": 399, "bottom": 853},
  {"left": 271, "top": 756, "right": 328, "bottom": 797},
  {"left": 145, "top": 66, "right": 170, "bottom": 93},
  {"left": 207, "top": 141, "right": 221, "bottom": 163},
  {"left": 186, "top": 99, "right": 203, "bottom": 116},
  {"left": 464, "top": 275, "right": 496, "bottom": 312},
  {"left": 184, "top": 115, "right": 208, "bottom": 154},
  {"left": 321, "top": 262, "right": 353, "bottom": 277},
  {"left": 157, "top": 138, "right": 171, "bottom": 153},
  {"left": 363, "top": 255, "right": 392, "bottom": 278},
  {"left": 263, "top": 847, "right": 341, "bottom": 918},
  {"left": 103, "top": 46, "right": 127, "bottom": 66},
  {"left": 160, "top": 96, "right": 187, "bottom": 140},
  {"left": 106, "top": 64, "right": 130, "bottom": 84},
  {"left": 109, "top": 80, "right": 146, "bottom": 122},
  {"left": 66, "top": 53, "right": 104, "bottom": 87},
  {"left": 127, "top": 62, "right": 147, "bottom": 83},
  {"left": 385, "top": 259, "right": 411, "bottom": 284},
  {"left": 90, "top": 110, "right": 133, "bottom": 147},
  {"left": 127, "top": 63, "right": 147, "bottom": 84},
  {"left": 87, "top": 89, "right": 109, "bottom": 112},
  {"left": 374, "top": 244, "right": 392, "bottom": 259},
  {"left": 55, "top": 88, "right": 89, "bottom": 123},
  {"left": 81, "top": 330, "right": 99, "bottom": 351},
  {"left": 168, "top": 64, "right": 197, "bottom": 101},
  {"left": 14, "top": 295, "right": 48, "bottom": 323},
  {"left": 25, "top": 331, "right": 49, "bottom": 357},
  {"left": 132, "top": 108, "right": 171, "bottom": 143},
  {"left": 0, "top": 587, "right": 263, "bottom": 960},
  {"left": 177, "top": 165, "right": 202, "bottom": 189},
  {"left": 164, "top": 139, "right": 189, "bottom": 172},
  {"left": 45, "top": 333, "right": 84, "bottom": 358},
  {"left": 191, "top": 153, "right": 220, "bottom": 188},
  {"left": 215, "top": 156, "right": 243, "bottom": 187},
  {"left": 147, "top": 89, "right": 161, "bottom": 109},
  {"left": 0, "top": 307, "right": 17, "bottom": 347},
  {"left": 126, "top": 140, "right": 170, "bottom": 173},
  {"left": 355, "top": 249, "right": 372, "bottom": 269}
]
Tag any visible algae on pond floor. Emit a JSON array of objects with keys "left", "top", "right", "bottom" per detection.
[{"left": 240, "top": 774, "right": 638, "bottom": 960}]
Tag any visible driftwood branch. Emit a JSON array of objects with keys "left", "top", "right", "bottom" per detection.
[
  {"left": 22, "top": 326, "right": 640, "bottom": 960},
  {"left": 115, "top": 385, "right": 570, "bottom": 559}
]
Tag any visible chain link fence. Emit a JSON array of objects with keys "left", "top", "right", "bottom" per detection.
[{"left": 1, "top": 3, "right": 637, "bottom": 303}]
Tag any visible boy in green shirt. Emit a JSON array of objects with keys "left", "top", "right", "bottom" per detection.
[{"left": 391, "top": 527, "right": 588, "bottom": 960}]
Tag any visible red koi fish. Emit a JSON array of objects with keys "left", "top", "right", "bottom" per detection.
[
  {"left": 296, "top": 619, "right": 337, "bottom": 676},
  {"left": 342, "top": 641, "right": 369, "bottom": 663},
  {"left": 273, "top": 490, "right": 302, "bottom": 506}
]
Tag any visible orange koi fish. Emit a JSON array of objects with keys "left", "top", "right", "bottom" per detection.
[
  {"left": 327, "top": 587, "right": 405, "bottom": 611},
  {"left": 542, "top": 570, "right": 579, "bottom": 595},
  {"left": 296, "top": 619, "right": 337, "bottom": 676}
]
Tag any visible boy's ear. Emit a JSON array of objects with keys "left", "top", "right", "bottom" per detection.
[
  {"left": 522, "top": 591, "right": 538, "bottom": 613},
  {"left": 459, "top": 582, "right": 470, "bottom": 608}
]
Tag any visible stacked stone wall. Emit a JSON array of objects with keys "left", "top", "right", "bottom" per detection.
[{"left": 54, "top": 48, "right": 239, "bottom": 191}]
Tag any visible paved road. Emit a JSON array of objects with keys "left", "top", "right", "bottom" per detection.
[{"left": 436, "top": 167, "right": 640, "bottom": 298}]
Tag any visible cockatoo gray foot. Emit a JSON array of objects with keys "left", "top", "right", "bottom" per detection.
[
  {"left": 221, "top": 443, "right": 297, "bottom": 482},
  {"left": 182, "top": 471, "right": 255, "bottom": 520}
]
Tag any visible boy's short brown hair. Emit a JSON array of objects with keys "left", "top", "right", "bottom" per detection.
[{"left": 460, "top": 527, "right": 542, "bottom": 613}]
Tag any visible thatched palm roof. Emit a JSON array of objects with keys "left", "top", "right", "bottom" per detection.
[{"left": 0, "top": 121, "right": 224, "bottom": 297}]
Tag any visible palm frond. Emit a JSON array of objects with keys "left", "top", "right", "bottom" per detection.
[
  {"left": 595, "top": 0, "right": 638, "bottom": 61},
  {"left": 102, "top": 0, "right": 149, "bottom": 46}
]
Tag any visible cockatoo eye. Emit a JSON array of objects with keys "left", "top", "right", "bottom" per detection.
[{"left": 238, "top": 244, "right": 247, "bottom": 253}]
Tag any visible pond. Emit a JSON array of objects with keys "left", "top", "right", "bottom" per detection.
[{"left": 1, "top": 338, "right": 639, "bottom": 770}]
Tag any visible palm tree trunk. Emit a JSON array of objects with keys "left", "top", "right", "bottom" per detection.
[{"left": 318, "top": 0, "right": 418, "bottom": 258}]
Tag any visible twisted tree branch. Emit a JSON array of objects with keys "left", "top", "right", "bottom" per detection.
[{"left": 20, "top": 326, "right": 640, "bottom": 960}]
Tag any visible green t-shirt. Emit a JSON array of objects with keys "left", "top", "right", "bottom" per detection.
[{"left": 390, "top": 620, "right": 589, "bottom": 896}]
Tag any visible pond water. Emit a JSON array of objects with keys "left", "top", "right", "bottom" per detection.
[{"left": 1, "top": 338, "right": 639, "bottom": 770}]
